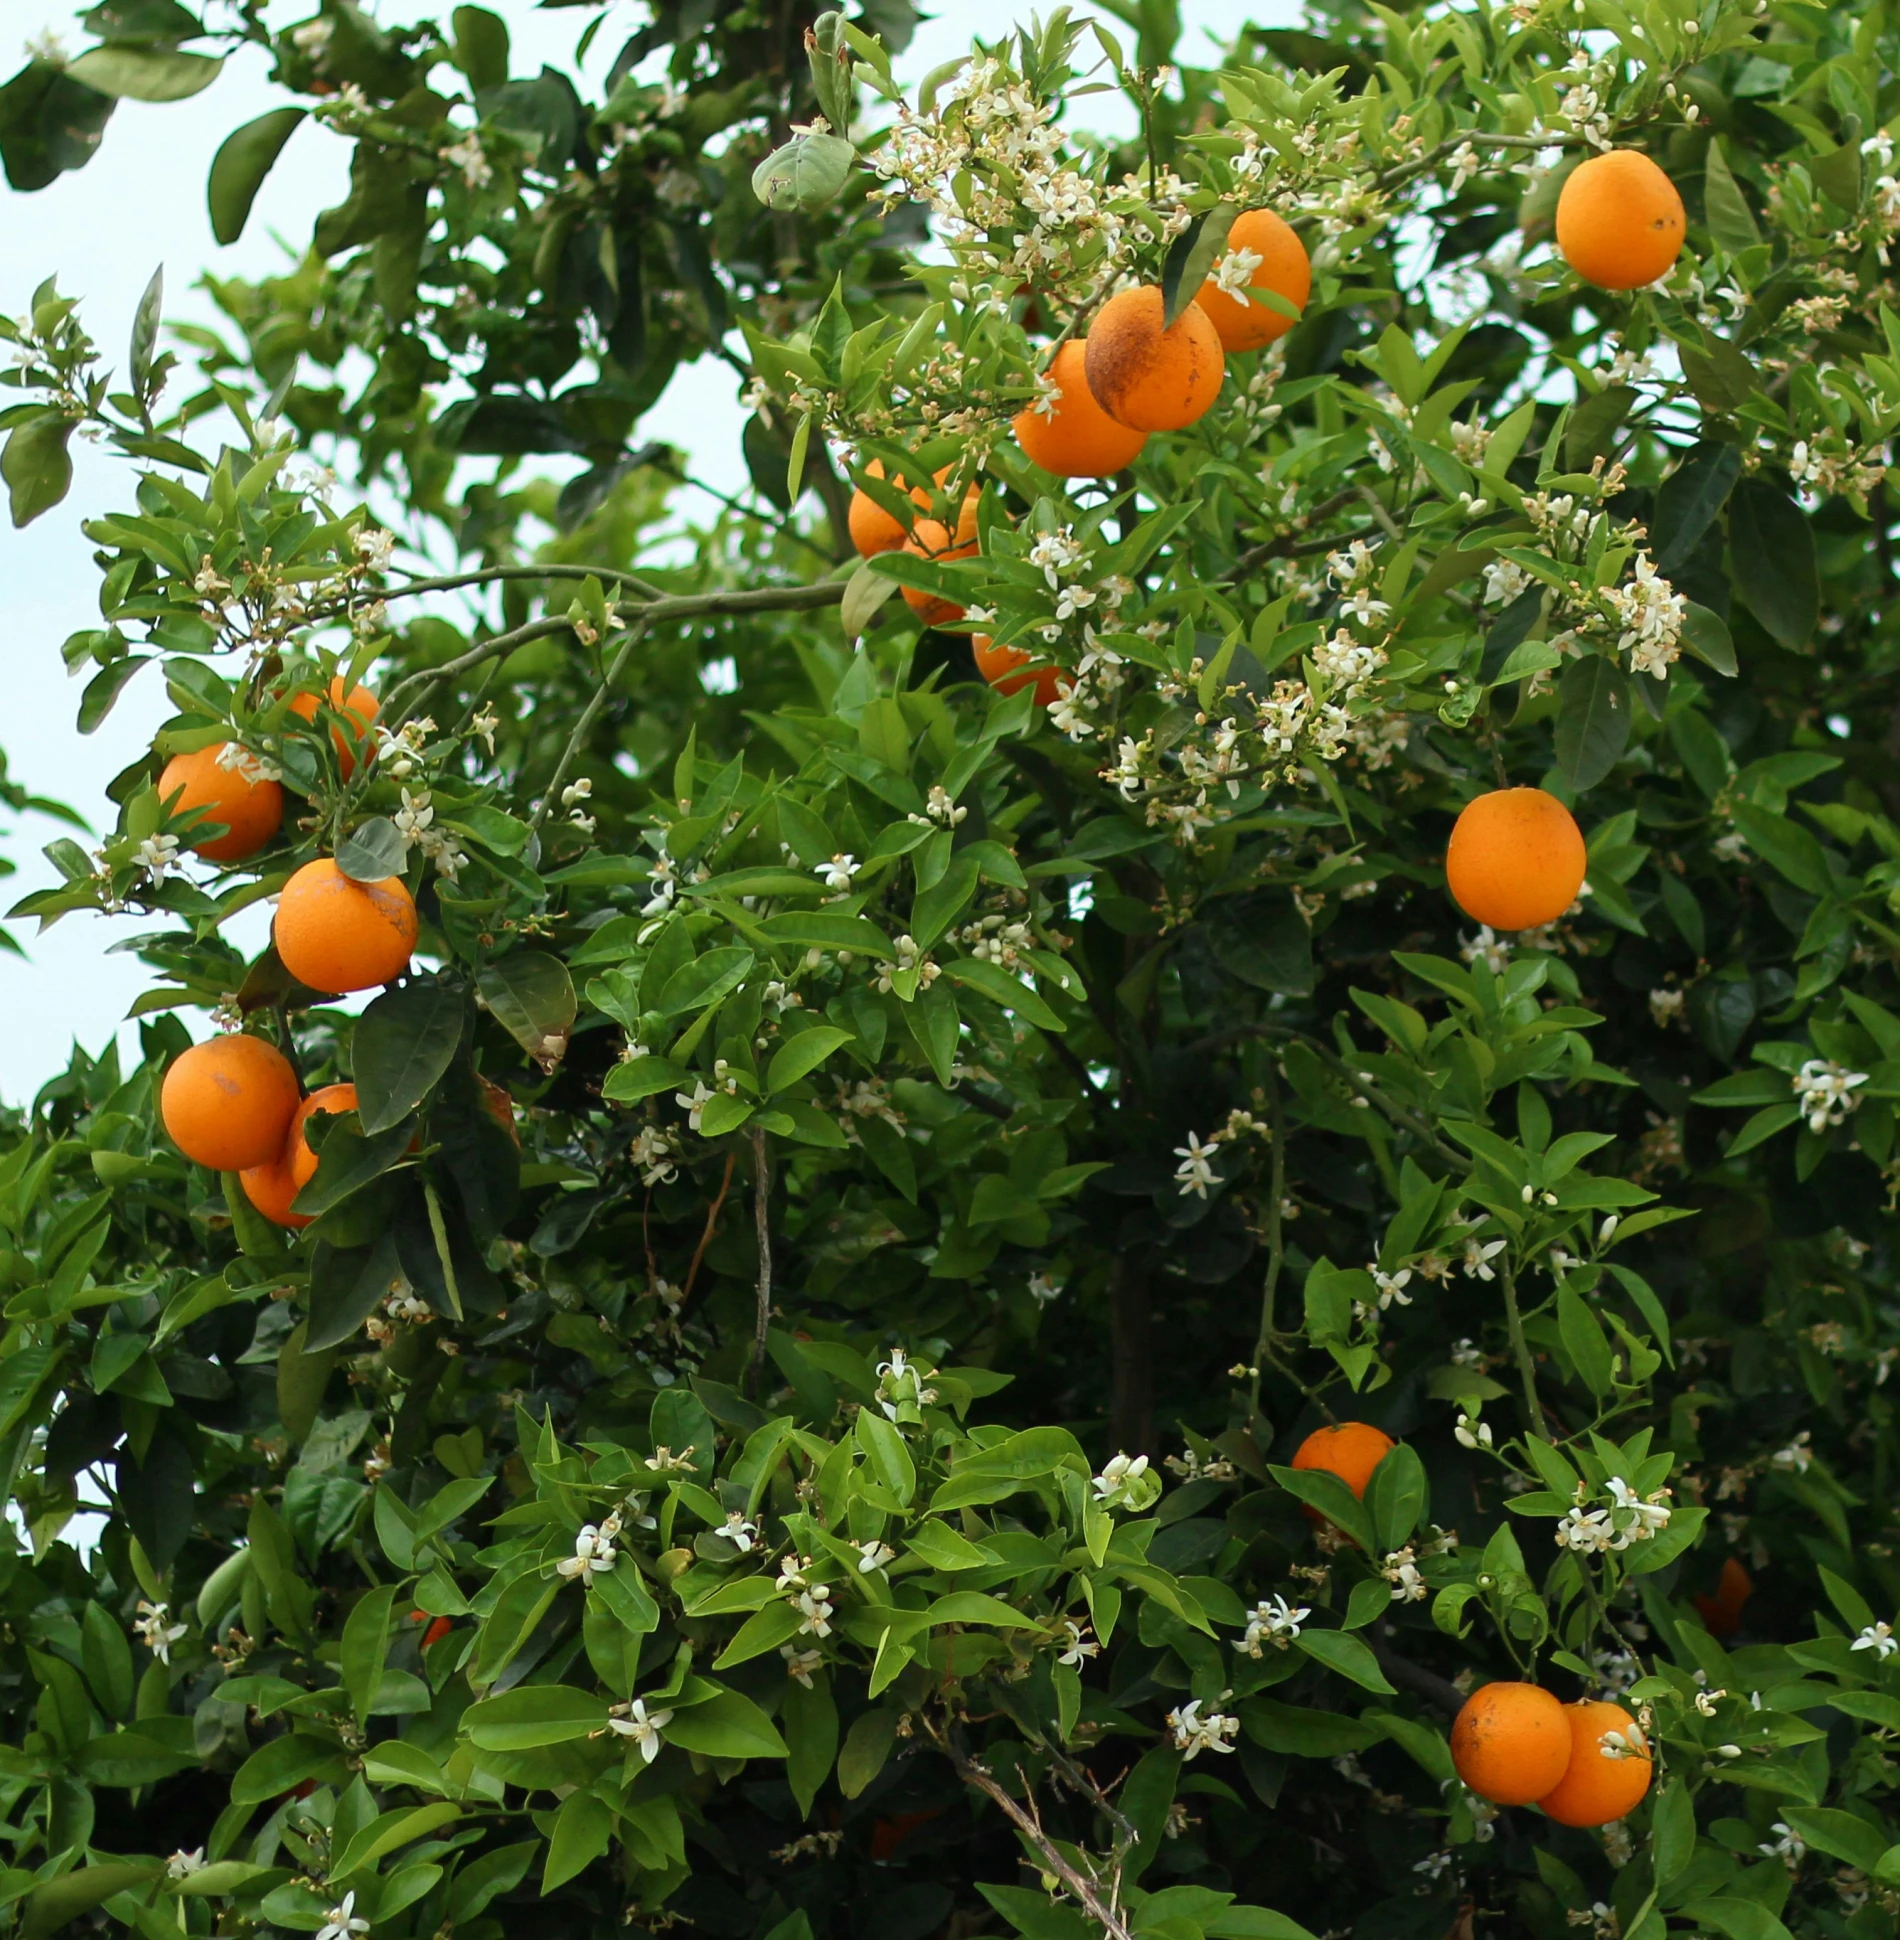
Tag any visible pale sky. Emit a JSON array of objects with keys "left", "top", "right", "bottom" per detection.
[{"left": 0, "top": 0, "right": 1279, "bottom": 1104}]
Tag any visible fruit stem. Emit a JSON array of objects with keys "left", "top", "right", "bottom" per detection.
[{"left": 1500, "top": 1256, "right": 1541, "bottom": 1430}]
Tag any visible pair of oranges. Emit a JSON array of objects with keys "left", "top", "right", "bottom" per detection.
[
  {"left": 1452, "top": 1682, "right": 1653, "bottom": 1827},
  {"left": 157, "top": 677, "right": 380, "bottom": 864},
  {"left": 157, "top": 1038, "right": 357, "bottom": 1227},
  {"left": 158, "top": 862, "right": 416, "bottom": 1171}
]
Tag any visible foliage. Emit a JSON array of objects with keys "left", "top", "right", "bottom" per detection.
[{"left": 6, "top": 0, "right": 1900, "bottom": 1937}]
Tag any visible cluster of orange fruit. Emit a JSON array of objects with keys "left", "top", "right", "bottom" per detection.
[
  {"left": 1451, "top": 1681, "right": 1653, "bottom": 1828},
  {"left": 841, "top": 158, "right": 1678, "bottom": 928},
  {"left": 1292, "top": 1423, "right": 1654, "bottom": 1829},
  {"left": 158, "top": 1038, "right": 361, "bottom": 1228},
  {"left": 153, "top": 675, "right": 434, "bottom": 1221}
]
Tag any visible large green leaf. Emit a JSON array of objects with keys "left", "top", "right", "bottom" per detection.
[
  {"left": 354, "top": 979, "right": 465, "bottom": 1132},
  {"left": 208, "top": 107, "right": 306, "bottom": 244},
  {"left": 1554, "top": 654, "right": 1630, "bottom": 792},
  {"left": 1729, "top": 477, "right": 1818, "bottom": 650}
]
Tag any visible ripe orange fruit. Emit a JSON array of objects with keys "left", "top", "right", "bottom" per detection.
[
  {"left": 237, "top": 1155, "right": 308, "bottom": 1230},
  {"left": 1083, "top": 286, "right": 1225, "bottom": 432},
  {"left": 275, "top": 858, "right": 418, "bottom": 995},
  {"left": 1693, "top": 1556, "right": 1754, "bottom": 1637},
  {"left": 160, "top": 1034, "right": 301, "bottom": 1172},
  {"left": 972, "top": 635, "right": 1068, "bottom": 708},
  {"left": 846, "top": 460, "right": 976, "bottom": 557},
  {"left": 1446, "top": 787, "right": 1587, "bottom": 933},
  {"left": 848, "top": 458, "right": 930, "bottom": 557},
  {"left": 1291, "top": 1421, "right": 1395, "bottom": 1499},
  {"left": 1195, "top": 209, "right": 1311, "bottom": 352},
  {"left": 416, "top": 1612, "right": 453, "bottom": 1649},
  {"left": 1536, "top": 1701, "right": 1653, "bottom": 1827},
  {"left": 1554, "top": 150, "right": 1685, "bottom": 291},
  {"left": 287, "top": 1083, "right": 361, "bottom": 1188},
  {"left": 902, "top": 517, "right": 978, "bottom": 630},
  {"left": 158, "top": 743, "right": 283, "bottom": 862},
  {"left": 289, "top": 676, "right": 379, "bottom": 779},
  {"left": 1012, "top": 340, "right": 1148, "bottom": 477},
  {"left": 1450, "top": 1683, "right": 1573, "bottom": 1806}
]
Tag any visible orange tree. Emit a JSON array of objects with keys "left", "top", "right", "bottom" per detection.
[{"left": 3, "top": 0, "right": 1900, "bottom": 1935}]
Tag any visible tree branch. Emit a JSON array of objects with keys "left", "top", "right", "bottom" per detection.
[
  {"left": 681, "top": 1151, "right": 739, "bottom": 1304},
  {"left": 1368, "top": 1632, "right": 1465, "bottom": 1718},
  {"left": 381, "top": 578, "right": 850, "bottom": 728},
  {"left": 926, "top": 1718, "right": 1136, "bottom": 1940},
  {"left": 746, "top": 1124, "right": 773, "bottom": 1398}
]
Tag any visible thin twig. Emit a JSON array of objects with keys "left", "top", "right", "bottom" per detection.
[
  {"left": 1249, "top": 1066, "right": 1287, "bottom": 1420},
  {"left": 381, "top": 578, "right": 850, "bottom": 729},
  {"left": 746, "top": 1124, "right": 773, "bottom": 1398},
  {"left": 927, "top": 1719, "right": 1137, "bottom": 1940},
  {"left": 1499, "top": 1257, "right": 1542, "bottom": 1433},
  {"left": 681, "top": 1151, "right": 739, "bottom": 1304},
  {"left": 526, "top": 616, "right": 650, "bottom": 840},
  {"left": 381, "top": 562, "right": 670, "bottom": 604},
  {"left": 1186, "top": 1023, "right": 1471, "bottom": 1172}
]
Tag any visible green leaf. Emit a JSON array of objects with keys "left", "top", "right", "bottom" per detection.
[
  {"left": 1268, "top": 1461, "right": 1375, "bottom": 1553},
  {"left": 1161, "top": 202, "right": 1239, "bottom": 328},
  {"left": 477, "top": 952, "right": 576, "bottom": 1069},
  {"left": 1654, "top": 444, "right": 1742, "bottom": 575},
  {"left": 1554, "top": 654, "right": 1630, "bottom": 793},
  {"left": 66, "top": 45, "right": 223, "bottom": 100},
  {"left": 944, "top": 958, "right": 1064, "bottom": 1031},
  {"left": 665, "top": 1687, "right": 787, "bottom": 1759},
  {"left": 601, "top": 1056, "right": 690, "bottom": 1103},
  {"left": 784, "top": 1669, "right": 838, "bottom": 1816},
  {"left": 333, "top": 1802, "right": 462, "bottom": 1880},
  {"left": 353, "top": 980, "right": 465, "bottom": 1133},
  {"left": 1292, "top": 1629, "right": 1395, "bottom": 1694},
  {"left": 760, "top": 911, "right": 895, "bottom": 955},
  {"left": 340, "top": 1585, "right": 395, "bottom": 1727},
  {"left": 542, "top": 1792, "right": 610, "bottom": 1893},
  {"left": 1677, "top": 332, "right": 1755, "bottom": 414},
  {"left": 712, "top": 1601, "right": 807, "bottom": 1669},
  {"left": 1701, "top": 139, "right": 1760, "bottom": 252},
  {"left": 450, "top": 5, "right": 511, "bottom": 91},
  {"left": 1562, "top": 384, "right": 1636, "bottom": 471},
  {"left": 1366, "top": 1444, "right": 1426, "bottom": 1552},
  {"left": 3, "top": 416, "right": 74, "bottom": 528},
  {"left": 335, "top": 816, "right": 406, "bottom": 883},
  {"left": 1729, "top": 477, "right": 1818, "bottom": 651},
  {"left": 1677, "top": 1902, "right": 1794, "bottom": 1940},
  {"left": 208, "top": 108, "right": 305, "bottom": 245},
  {"left": 21, "top": 1867, "right": 161, "bottom": 1940},
  {"left": 1680, "top": 603, "right": 1736, "bottom": 676},
  {"left": 837, "top": 1707, "right": 897, "bottom": 1797},
  {"left": 766, "top": 1025, "right": 852, "bottom": 1094},
  {"left": 229, "top": 1732, "right": 349, "bottom": 1804},
  {"left": 463, "top": 1685, "right": 608, "bottom": 1750},
  {"left": 854, "top": 1407, "right": 916, "bottom": 1505},
  {"left": 1557, "top": 1284, "right": 1615, "bottom": 1396}
]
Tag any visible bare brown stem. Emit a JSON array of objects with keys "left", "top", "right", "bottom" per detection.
[
  {"left": 926, "top": 1719, "right": 1136, "bottom": 1940},
  {"left": 746, "top": 1124, "right": 773, "bottom": 1398}
]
